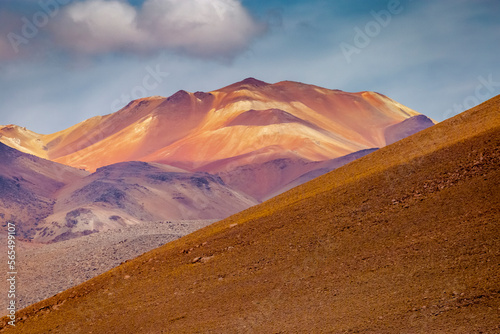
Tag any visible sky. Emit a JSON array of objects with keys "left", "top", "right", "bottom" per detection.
[{"left": 0, "top": 0, "right": 499, "bottom": 134}]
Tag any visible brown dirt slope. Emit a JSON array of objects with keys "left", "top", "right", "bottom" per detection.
[{"left": 2, "top": 96, "right": 499, "bottom": 333}]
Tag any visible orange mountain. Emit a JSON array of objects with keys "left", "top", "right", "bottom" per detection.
[
  {"left": 0, "top": 78, "right": 434, "bottom": 200},
  {"left": 2, "top": 95, "right": 497, "bottom": 333}
]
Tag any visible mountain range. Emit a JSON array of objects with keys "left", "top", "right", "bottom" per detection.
[
  {"left": 0, "top": 143, "right": 256, "bottom": 243},
  {"left": 0, "top": 78, "right": 435, "bottom": 242}
]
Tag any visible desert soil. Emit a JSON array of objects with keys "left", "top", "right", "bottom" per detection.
[{"left": 0, "top": 220, "right": 215, "bottom": 315}]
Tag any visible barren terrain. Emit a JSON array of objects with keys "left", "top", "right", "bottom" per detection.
[
  {"left": 2, "top": 96, "right": 497, "bottom": 333},
  {"left": 0, "top": 220, "right": 215, "bottom": 316}
]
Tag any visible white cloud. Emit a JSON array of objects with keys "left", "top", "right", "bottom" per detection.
[
  {"left": 49, "top": 0, "right": 265, "bottom": 58},
  {"left": 139, "top": 0, "right": 264, "bottom": 56},
  {"left": 51, "top": 0, "right": 146, "bottom": 54}
]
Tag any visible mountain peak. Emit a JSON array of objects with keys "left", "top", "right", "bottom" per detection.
[
  {"left": 139, "top": 95, "right": 165, "bottom": 101},
  {"left": 239, "top": 77, "right": 269, "bottom": 86},
  {"left": 163, "top": 90, "right": 194, "bottom": 107},
  {"left": 1, "top": 124, "right": 27, "bottom": 131},
  {"left": 220, "top": 77, "right": 270, "bottom": 91},
  {"left": 167, "top": 90, "right": 190, "bottom": 102}
]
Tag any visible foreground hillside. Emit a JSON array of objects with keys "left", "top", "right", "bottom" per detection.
[
  {"left": 2, "top": 96, "right": 498, "bottom": 333},
  {"left": 0, "top": 220, "right": 215, "bottom": 317}
]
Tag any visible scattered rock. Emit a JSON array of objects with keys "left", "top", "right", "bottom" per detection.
[{"left": 0, "top": 219, "right": 215, "bottom": 314}]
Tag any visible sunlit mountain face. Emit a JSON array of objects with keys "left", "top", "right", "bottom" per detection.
[{"left": 0, "top": 78, "right": 434, "bottom": 201}]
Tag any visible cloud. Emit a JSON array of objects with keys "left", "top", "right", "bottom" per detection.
[
  {"left": 47, "top": 0, "right": 266, "bottom": 58},
  {"left": 139, "top": 0, "right": 265, "bottom": 56},
  {"left": 50, "top": 0, "right": 146, "bottom": 55}
]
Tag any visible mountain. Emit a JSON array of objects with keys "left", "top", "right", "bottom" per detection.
[
  {"left": 0, "top": 142, "right": 89, "bottom": 240},
  {"left": 34, "top": 161, "right": 256, "bottom": 243},
  {"left": 0, "top": 145, "right": 256, "bottom": 243},
  {"left": 384, "top": 114, "right": 435, "bottom": 145},
  {"left": 4, "top": 96, "right": 498, "bottom": 333},
  {"left": 0, "top": 78, "right": 435, "bottom": 200}
]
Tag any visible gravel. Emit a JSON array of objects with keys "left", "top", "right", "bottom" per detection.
[{"left": 1, "top": 220, "right": 216, "bottom": 314}]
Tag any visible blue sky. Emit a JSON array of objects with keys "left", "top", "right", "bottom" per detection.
[{"left": 0, "top": 0, "right": 499, "bottom": 134}]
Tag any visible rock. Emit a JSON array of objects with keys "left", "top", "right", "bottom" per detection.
[{"left": 200, "top": 256, "right": 213, "bottom": 263}]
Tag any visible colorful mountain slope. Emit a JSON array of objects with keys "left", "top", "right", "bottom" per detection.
[
  {"left": 3, "top": 96, "right": 497, "bottom": 333},
  {"left": 0, "top": 142, "right": 89, "bottom": 239},
  {"left": 34, "top": 161, "right": 257, "bottom": 243},
  {"left": 0, "top": 78, "right": 434, "bottom": 200},
  {"left": 0, "top": 145, "right": 256, "bottom": 243}
]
